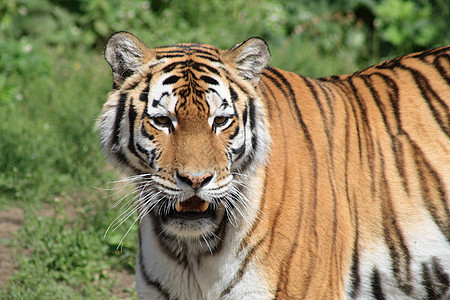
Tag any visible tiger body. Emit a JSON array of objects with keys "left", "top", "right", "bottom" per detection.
[{"left": 98, "top": 32, "right": 450, "bottom": 299}]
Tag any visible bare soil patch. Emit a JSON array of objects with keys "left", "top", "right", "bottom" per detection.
[
  {"left": 109, "top": 269, "right": 136, "bottom": 299},
  {"left": 0, "top": 207, "right": 24, "bottom": 286}
]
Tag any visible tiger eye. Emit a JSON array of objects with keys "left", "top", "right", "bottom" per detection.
[
  {"left": 154, "top": 116, "right": 171, "bottom": 126},
  {"left": 213, "top": 116, "right": 228, "bottom": 126}
]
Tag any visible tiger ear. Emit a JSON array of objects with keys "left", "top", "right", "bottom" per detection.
[
  {"left": 104, "top": 32, "right": 154, "bottom": 87},
  {"left": 223, "top": 37, "right": 270, "bottom": 85}
]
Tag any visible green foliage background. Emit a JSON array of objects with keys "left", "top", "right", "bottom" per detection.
[{"left": 0, "top": 0, "right": 448, "bottom": 298}]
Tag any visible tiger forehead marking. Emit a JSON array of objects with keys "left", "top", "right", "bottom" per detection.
[
  {"left": 144, "top": 47, "right": 234, "bottom": 125},
  {"left": 98, "top": 32, "right": 449, "bottom": 300}
]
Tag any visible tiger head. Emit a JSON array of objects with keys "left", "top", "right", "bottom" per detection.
[{"left": 98, "top": 32, "right": 271, "bottom": 249}]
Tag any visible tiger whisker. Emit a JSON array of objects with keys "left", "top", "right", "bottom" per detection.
[
  {"left": 106, "top": 201, "right": 140, "bottom": 237},
  {"left": 201, "top": 234, "right": 213, "bottom": 254},
  {"left": 105, "top": 177, "right": 159, "bottom": 238},
  {"left": 116, "top": 214, "right": 140, "bottom": 249}
]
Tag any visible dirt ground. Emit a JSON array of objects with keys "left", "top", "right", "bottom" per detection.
[{"left": 0, "top": 207, "right": 23, "bottom": 287}]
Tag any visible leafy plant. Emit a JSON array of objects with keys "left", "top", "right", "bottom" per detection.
[{"left": 374, "top": 0, "right": 437, "bottom": 51}]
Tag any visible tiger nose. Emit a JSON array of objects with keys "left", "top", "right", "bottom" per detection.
[{"left": 176, "top": 171, "right": 213, "bottom": 189}]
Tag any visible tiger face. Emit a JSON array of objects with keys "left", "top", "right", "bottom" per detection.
[{"left": 98, "top": 32, "right": 270, "bottom": 248}]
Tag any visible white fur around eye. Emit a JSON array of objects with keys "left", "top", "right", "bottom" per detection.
[
  {"left": 206, "top": 90, "right": 235, "bottom": 128},
  {"left": 145, "top": 81, "right": 179, "bottom": 124}
]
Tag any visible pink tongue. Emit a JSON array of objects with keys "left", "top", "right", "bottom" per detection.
[{"left": 175, "top": 196, "right": 209, "bottom": 213}]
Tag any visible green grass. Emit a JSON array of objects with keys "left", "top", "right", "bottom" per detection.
[
  {"left": 1, "top": 196, "right": 138, "bottom": 299},
  {"left": 0, "top": 44, "right": 138, "bottom": 298}
]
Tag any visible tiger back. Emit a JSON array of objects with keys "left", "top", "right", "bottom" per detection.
[{"left": 98, "top": 32, "right": 450, "bottom": 299}]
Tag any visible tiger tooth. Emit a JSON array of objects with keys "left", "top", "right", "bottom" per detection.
[
  {"left": 199, "top": 201, "right": 209, "bottom": 213},
  {"left": 175, "top": 202, "right": 183, "bottom": 212}
]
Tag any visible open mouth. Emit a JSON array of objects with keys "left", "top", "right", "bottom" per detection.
[{"left": 166, "top": 196, "right": 215, "bottom": 220}]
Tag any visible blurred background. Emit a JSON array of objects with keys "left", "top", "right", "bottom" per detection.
[{"left": 0, "top": 0, "right": 448, "bottom": 298}]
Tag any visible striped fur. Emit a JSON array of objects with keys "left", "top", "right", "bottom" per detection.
[{"left": 98, "top": 32, "right": 450, "bottom": 299}]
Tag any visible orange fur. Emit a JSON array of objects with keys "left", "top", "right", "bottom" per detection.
[{"left": 98, "top": 32, "right": 449, "bottom": 299}]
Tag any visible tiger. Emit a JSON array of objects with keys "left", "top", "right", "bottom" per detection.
[{"left": 97, "top": 31, "right": 450, "bottom": 299}]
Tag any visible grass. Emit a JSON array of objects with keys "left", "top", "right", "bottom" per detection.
[
  {"left": 2, "top": 194, "right": 138, "bottom": 299},
  {"left": 0, "top": 44, "right": 138, "bottom": 298}
]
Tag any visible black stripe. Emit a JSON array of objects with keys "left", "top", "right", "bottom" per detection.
[
  {"left": 241, "top": 102, "right": 248, "bottom": 130},
  {"left": 238, "top": 98, "right": 258, "bottom": 172},
  {"left": 155, "top": 49, "right": 185, "bottom": 54},
  {"left": 139, "top": 83, "right": 150, "bottom": 102},
  {"left": 193, "top": 48, "right": 218, "bottom": 55},
  {"left": 200, "top": 75, "right": 218, "bottom": 85},
  {"left": 331, "top": 76, "right": 362, "bottom": 299},
  {"left": 161, "top": 60, "right": 220, "bottom": 76},
  {"left": 248, "top": 98, "right": 256, "bottom": 132},
  {"left": 191, "top": 62, "right": 220, "bottom": 75},
  {"left": 112, "top": 92, "right": 128, "bottom": 146},
  {"left": 365, "top": 72, "right": 412, "bottom": 197},
  {"left": 379, "top": 141, "right": 413, "bottom": 294},
  {"left": 148, "top": 148, "right": 157, "bottom": 169},
  {"left": 302, "top": 79, "right": 339, "bottom": 224},
  {"left": 360, "top": 74, "right": 410, "bottom": 196},
  {"left": 371, "top": 268, "right": 386, "bottom": 300},
  {"left": 127, "top": 97, "right": 149, "bottom": 165},
  {"left": 114, "top": 150, "right": 143, "bottom": 174},
  {"left": 396, "top": 63, "right": 449, "bottom": 137},
  {"left": 432, "top": 258, "right": 450, "bottom": 295},
  {"left": 163, "top": 75, "right": 180, "bottom": 85},
  {"left": 220, "top": 237, "right": 266, "bottom": 297},
  {"left": 141, "top": 123, "right": 155, "bottom": 140},
  {"left": 344, "top": 77, "right": 377, "bottom": 192},
  {"left": 108, "top": 94, "right": 144, "bottom": 172},
  {"left": 332, "top": 80, "right": 364, "bottom": 163},
  {"left": 422, "top": 258, "right": 450, "bottom": 299},
  {"left": 231, "top": 144, "right": 245, "bottom": 156},
  {"left": 308, "top": 80, "right": 340, "bottom": 262},
  {"left": 138, "top": 226, "right": 171, "bottom": 299},
  {"left": 371, "top": 72, "right": 401, "bottom": 131},
  {"left": 229, "top": 86, "right": 238, "bottom": 103},
  {"left": 412, "top": 140, "right": 450, "bottom": 242},
  {"left": 264, "top": 69, "right": 317, "bottom": 159},
  {"left": 157, "top": 54, "right": 185, "bottom": 59},
  {"left": 152, "top": 92, "right": 169, "bottom": 108},
  {"left": 348, "top": 214, "right": 361, "bottom": 297},
  {"left": 196, "top": 54, "right": 220, "bottom": 61},
  {"left": 160, "top": 62, "right": 179, "bottom": 73},
  {"left": 435, "top": 53, "right": 450, "bottom": 85},
  {"left": 231, "top": 102, "right": 248, "bottom": 164},
  {"left": 229, "top": 123, "right": 240, "bottom": 140},
  {"left": 136, "top": 143, "right": 154, "bottom": 166},
  {"left": 423, "top": 263, "right": 434, "bottom": 300}
]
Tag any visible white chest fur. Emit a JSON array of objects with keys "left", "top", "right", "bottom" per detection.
[{"left": 136, "top": 215, "right": 271, "bottom": 300}]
